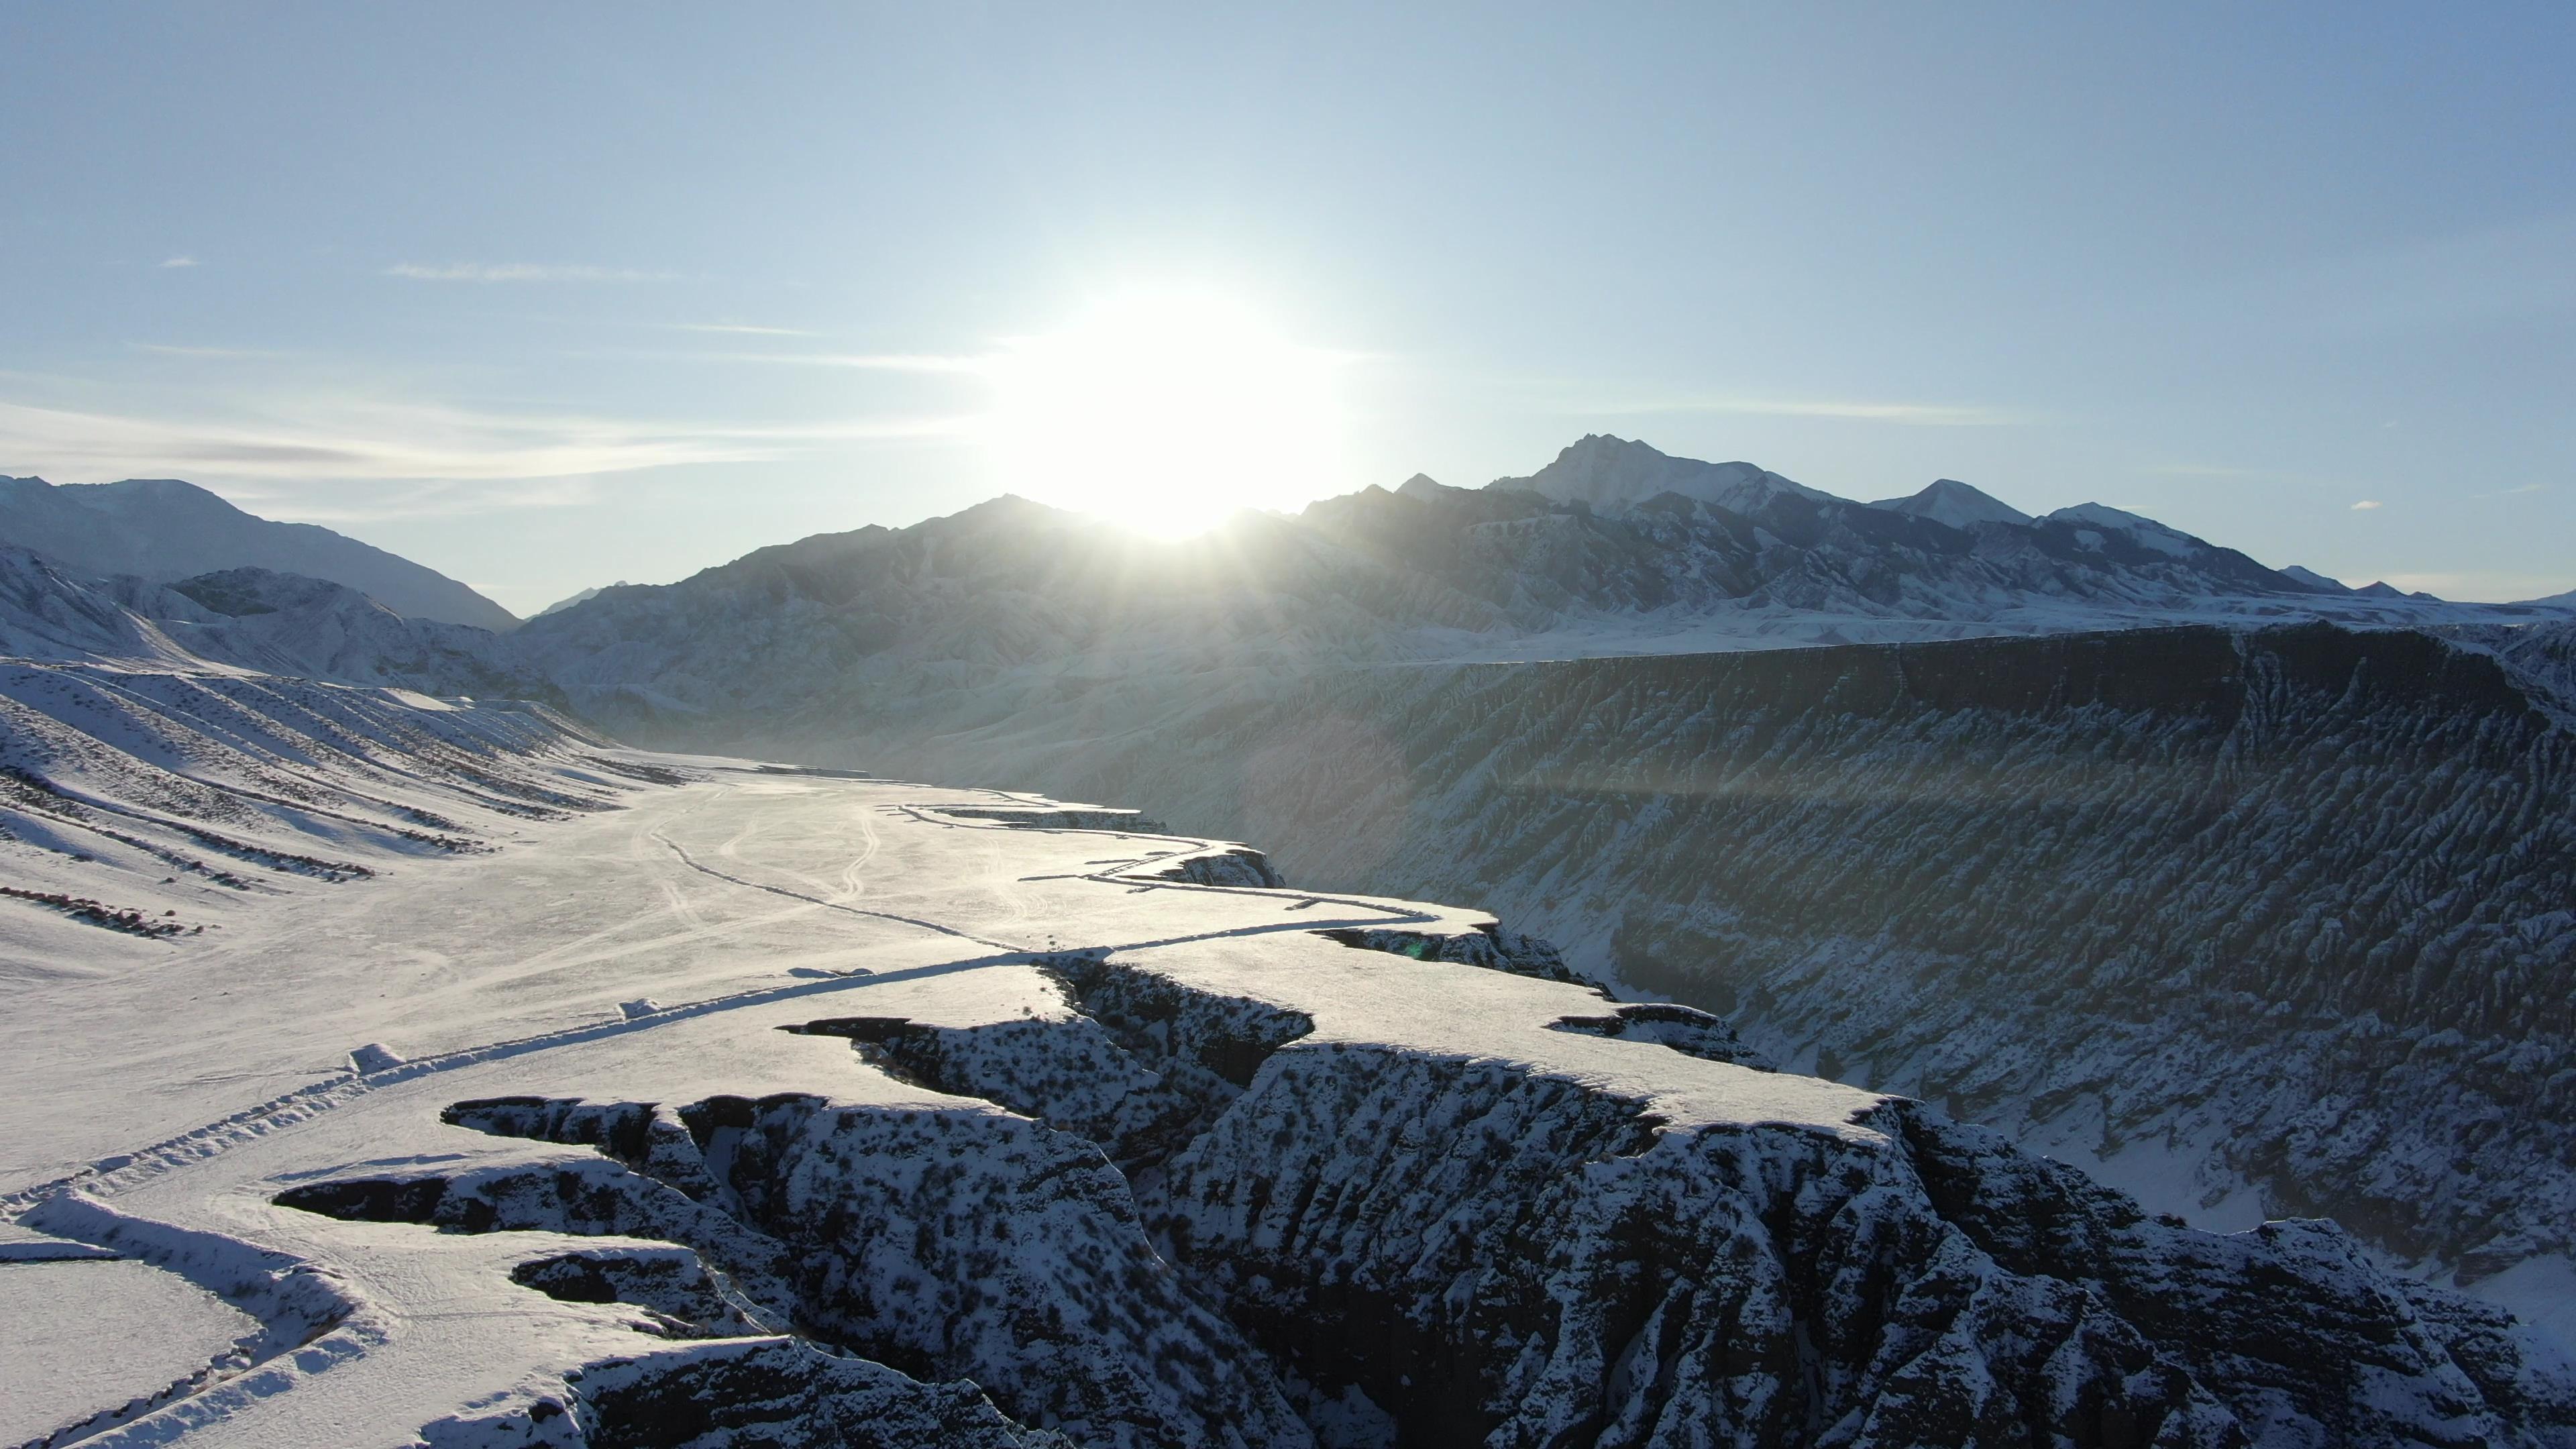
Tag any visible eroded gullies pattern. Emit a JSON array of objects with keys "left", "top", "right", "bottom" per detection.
[
  {"left": 257, "top": 955, "right": 2576, "bottom": 1448},
  {"left": 279, "top": 1076, "right": 1310, "bottom": 1449}
]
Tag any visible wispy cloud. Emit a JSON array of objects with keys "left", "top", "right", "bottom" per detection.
[
  {"left": 575, "top": 346, "right": 987, "bottom": 373},
  {"left": 661, "top": 322, "right": 816, "bottom": 337},
  {"left": 130, "top": 343, "right": 288, "bottom": 360},
  {"left": 385, "top": 262, "right": 676, "bottom": 283},
  {"left": 0, "top": 394, "right": 967, "bottom": 497},
  {"left": 2350, "top": 499, "right": 2383, "bottom": 511},
  {"left": 157, "top": 255, "right": 199, "bottom": 269},
  {"left": 2471, "top": 482, "right": 2546, "bottom": 500},
  {"left": 1573, "top": 394, "right": 2028, "bottom": 427},
  {"left": 716, "top": 351, "right": 985, "bottom": 372}
]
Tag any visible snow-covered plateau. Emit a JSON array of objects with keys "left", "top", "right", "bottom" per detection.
[{"left": 8, "top": 724, "right": 2576, "bottom": 1446}]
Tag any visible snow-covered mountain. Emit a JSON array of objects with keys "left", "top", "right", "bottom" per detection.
[
  {"left": 1868, "top": 476, "right": 2035, "bottom": 528},
  {"left": 515, "top": 436, "right": 2555, "bottom": 751},
  {"left": 0, "top": 475, "right": 518, "bottom": 631},
  {"left": 0, "top": 547, "right": 557, "bottom": 701},
  {"left": 1491, "top": 431, "right": 1835, "bottom": 514},
  {"left": 533, "top": 581, "right": 627, "bottom": 618}
]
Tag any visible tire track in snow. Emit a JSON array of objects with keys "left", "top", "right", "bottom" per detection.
[{"left": 3, "top": 793, "right": 1442, "bottom": 1218}]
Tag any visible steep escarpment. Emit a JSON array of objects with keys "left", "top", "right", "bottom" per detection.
[
  {"left": 837, "top": 623, "right": 2576, "bottom": 1289},
  {"left": 751, "top": 957, "right": 2576, "bottom": 1446},
  {"left": 284, "top": 1086, "right": 1305, "bottom": 1448},
  {"left": 274, "top": 955, "right": 2576, "bottom": 1446}
]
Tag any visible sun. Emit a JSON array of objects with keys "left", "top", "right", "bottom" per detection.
[{"left": 981, "top": 292, "right": 1348, "bottom": 538}]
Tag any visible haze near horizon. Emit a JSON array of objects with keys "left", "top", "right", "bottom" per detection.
[{"left": 2, "top": 4, "right": 2571, "bottom": 610}]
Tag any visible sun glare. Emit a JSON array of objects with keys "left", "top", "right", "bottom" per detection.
[{"left": 982, "top": 292, "right": 1348, "bottom": 538}]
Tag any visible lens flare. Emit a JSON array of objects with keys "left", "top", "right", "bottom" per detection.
[{"left": 981, "top": 292, "right": 1348, "bottom": 538}]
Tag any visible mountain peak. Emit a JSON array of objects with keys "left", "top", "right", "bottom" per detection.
[
  {"left": 1494, "top": 434, "right": 1833, "bottom": 515},
  {"left": 1868, "top": 478, "right": 2032, "bottom": 529},
  {"left": 2044, "top": 502, "right": 2208, "bottom": 557},
  {"left": 2278, "top": 565, "right": 2352, "bottom": 594}
]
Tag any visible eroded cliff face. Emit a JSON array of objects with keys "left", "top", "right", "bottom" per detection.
[
  {"left": 830, "top": 623, "right": 2576, "bottom": 1289},
  {"left": 274, "top": 955, "right": 2575, "bottom": 1448}
]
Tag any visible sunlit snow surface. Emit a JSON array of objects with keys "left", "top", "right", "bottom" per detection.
[{"left": 0, "top": 767, "right": 1866, "bottom": 1445}]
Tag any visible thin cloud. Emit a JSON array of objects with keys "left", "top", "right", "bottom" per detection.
[
  {"left": 724, "top": 351, "right": 985, "bottom": 372},
  {"left": 2470, "top": 482, "right": 2545, "bottom": 500},
  {"left": 220, "top": 475, "right": 614, "bottom": 523},
  {"left": 1576, "top": 394, "right": 2028, "bottom": 427},
  {"left": 130, "top": 343, "right": 288, "bottom": 360},
  {"left": 385, "top": 262, "right": 676, "bottom": 283},
  {"left": 662, "top": 322, "right": 817, "bottom": 337},
  {"left": 157, "top": 256, "right": 199, "bottom": 269},
  {"left": 2350, "top": 499, "right": 2383, "bottom": 511},
  {"left": 576, "top": 346, "right": 987, "bottom": 373},
  {"left": 0, "top": 394, "right": 967, "bottom": 494}
]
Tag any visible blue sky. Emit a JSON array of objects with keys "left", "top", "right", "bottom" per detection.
[{"left": 2, "top": 4, "right": 2570, "bottom": 612}]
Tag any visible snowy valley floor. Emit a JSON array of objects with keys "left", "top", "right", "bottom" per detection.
[{"left": 5, "top": 763, "right": 2573, "bottom": 1448}]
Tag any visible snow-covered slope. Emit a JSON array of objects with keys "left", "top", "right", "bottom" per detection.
[
  {"left": 0, "top": 548, "right": 557, "bottom": 702},
  {"left": 7, "top": 769, "right": 2571, "bottom": 1446},
  {"left": 0, "top": 475, "right": 517, "bottom": 631},
  {"left": 0, "top": 653, "right": 643, "bottom": 970},
  {"left": 156, "top": 566, "right": 555, "bottom": 698}
]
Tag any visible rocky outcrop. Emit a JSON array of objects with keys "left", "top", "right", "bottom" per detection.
[{"left": 286, "top": 1082, "right": 1311, "bottom": 1449}]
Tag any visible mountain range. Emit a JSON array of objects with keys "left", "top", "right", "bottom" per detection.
[{"left": 0, "top": 474, "right": 519, "bottom": 631}]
